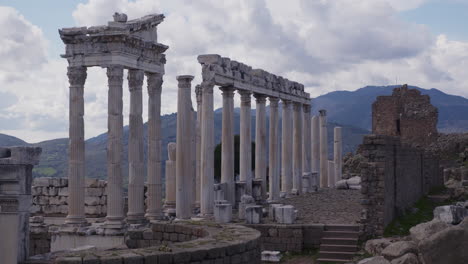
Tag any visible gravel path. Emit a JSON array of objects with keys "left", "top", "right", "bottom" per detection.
[{"left": 277, "top": 188, "right": 363, "bottom": 224}]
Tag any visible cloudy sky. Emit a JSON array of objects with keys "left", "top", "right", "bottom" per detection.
[{"left": 0, "top": 0, "right": 467, "bottom": 143}]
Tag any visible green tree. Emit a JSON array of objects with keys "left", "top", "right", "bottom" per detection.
[{"left": 214, "top": 134, "right": 255, "bottom": 183}]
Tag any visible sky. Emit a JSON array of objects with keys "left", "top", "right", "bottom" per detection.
[{"left": 0, "top": 0, "right": 467, "bottom": 143}]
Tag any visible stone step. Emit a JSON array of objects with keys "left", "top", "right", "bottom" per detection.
[
  {"left": 316, "top": 258, "right": 351, "bottom": 263},
  {"left": 317, "top": 251, "right": 355, "bottom": 260},
  {"left": 322, "top": 231, "right": 359, "bottom": 239},
  {"left": 324, "top": 224, "right": 360, "bottom": 232},
  {"left": 320, "top": 244, "right": 358, "bottom": 252},
  {"left": 321, "top": 237, "right": 358, "bottom": 246}
]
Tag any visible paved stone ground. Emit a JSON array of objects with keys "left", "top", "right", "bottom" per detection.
[{"left": 277, "top": 188, "right": 362, "bottom": 224}]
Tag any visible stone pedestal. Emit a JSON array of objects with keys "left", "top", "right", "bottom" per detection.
[
  {"left": 281, "top": 100, "right": 293, "bottom": 196},
  {"left": 292, "top": 103, "right": 303, "bottom": 195},
  {"left": 200, "top": 82, "right": 215, "bottom": 216},
  {"left": 310, "top": 172, "right": 318, "bottom": 192},
  {"left": 334, "top": 127, "right": 343, "bottom": 183},
  {"left": 269, "top": 204, "right": 283, "bottom": 221},
  {"left": 238, "top": 195, "right": 254, "bottom": 220},
  {"left": 235, "top": 181, "right": 246, "bottom": 209},
  {"left": 175, "top": 75, "right": 195, "bottom": 219},
  {"left": 269, "top": 97, "right": 280, "bottom": 202},
  {"left": 0, "top": 147, "right": 41, "bottom": 263},
  {"left": 255, "top": 94, "right": 268, "bottom": 200},
  {"left": 275, "top": 205, "right": 296, "bottom": 224},
  {"left": 245, "top": 205, "right": 263, "bottom": 224},
  {"left": 164, "top": 143, "right": 176, "bottom": 215},
  {"left": 220, "top": 86, "right": 236, "bottom": 206},
  {"left": 105, "top": 66, "right": 125, "bottom": 229},
  {"left": 239, "top": 90, "right": 252, "bottom": 195},
  {"left": 252, "top": 179, "right": 263, "bottom": 202},
  {"left": 319, "top": 110, "right": 328, "bottom": 188},
  {"left": 214, "top": 202, "right": 232, "bottom": 223},
  {"left": 145, "top": 73, "right": 163, "bottom": 221},
  {"left": 127, "top": 69, "right": 145, "bottom": 224},
  {"left": 302, "top": 172, "right": 312, "bottom": 193}
]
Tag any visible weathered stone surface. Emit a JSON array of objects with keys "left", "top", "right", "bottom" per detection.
[
  {"left": 409, "top": 219, "right": 449, "bottom": 244},
  {"left": 390, "top": 253, "right": 419, "bottom": 264},
  {"left": 433, "top": 205, "right": 467, "bottom": 224},
  {"left": 381, "top": 241, "right": 417, "bottom": 260},
  {"left": 358, "top": 256, "right": 391, "bottom": 264},
  {"left": 419, "top": 217, "right": 468, "bottom": 264},
  {"left": 365, "top": 238, "right": 393, "bottom": 255},
  {"left": 336, "top": 179, "right": 348, "bottom": 190}
]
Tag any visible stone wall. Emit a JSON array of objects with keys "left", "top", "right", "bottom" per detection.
[
  {"left": 247, "top": 223, "right": 324, "bottom": 252},
  {"left": 360, "top": 135, "right": 443, "bottom": 237},
  {"left": 29, "top": 217, "right": 51, "bottom": 256},
  {"left": 31, "top": 177, "right": 107, "bottom": 217}
]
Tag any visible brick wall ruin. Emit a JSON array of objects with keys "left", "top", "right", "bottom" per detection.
[
  {"left": 372, "top": 85, "right": 438, "bottom": 147},
  {"left": 360, "top": 135, "right": 443, "bottom": 237}
]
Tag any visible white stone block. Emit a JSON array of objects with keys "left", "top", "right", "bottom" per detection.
[
  {"left": 214, "top": 203, "right": 232, "bottom": 223},
  {"left": 50, "top": 177, "right": 61, "bottom": 187},
  {"left": 261, "top": 251, "right": 281, "bottom": 262},
  {"left": 302, "top": 172, "right": 311, "bottom": 193},
  {"left": 245, "top": 205, "right": 262, "bottom": 224},
  {"left": 33, "top": 177, "right": 51, "bottom": 187},
  {"left": 269, "top": 204, "right": 283, "bottom": 221},
  {"left": 275, "top": 205, "right": 296, "bottom": 224},
  {"left": 86, "top": 178, "right": 100, "bottom": 188}
]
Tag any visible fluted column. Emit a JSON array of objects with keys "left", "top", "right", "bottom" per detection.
[
  {"left": 254, "top": 94, "right": 267, "bottom": 199},
  {"left": 145, "top": 73, "right": 163, "bottom": 221},
  {"left": 127, "top": 69, "right": 145, "bottom": 224},
  {"left": 281, "top": 100, "right": 293, "bottom": 196},
  {"left": 164, "top": 143, "right": 176, "bottom": 212},
  {"left": 239, "top": 90, "right": 252, "bottom": 195},
  {"left": 200, "top": 82, "right": 215, "bottom": 216},
  {"left": 175, "top": 75, "right": 195, "bottom": 219},
  {"left": 293, "top": 103, "right": 303, "bottom": 195},
  {"left": 302, "top": 104, "right": 312, "bottom": 192},
  {"left": 195, "top": 85, "right": 202, "bottom": 209},
  {"left": 319, "top": 110, "right": 328, "bottom": 188},
  {"left": 268, "top": 97, "right": 280, "bottom": 201},
  {"left": 334, "top": 127, "right": 343, "bottom": 184},
  {"left": 311, "top": 116, "right": 320, "bottom": 174},
  {"left": 65, "top": 66, "right": 87, "bottom": 226},
  {"left": 105, "top": 66, "right": 125, "bottom": 228},
  {"left": 220, "top": 86, "right": 235, "bottom": 205}
]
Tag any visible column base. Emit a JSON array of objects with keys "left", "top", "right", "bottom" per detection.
[
  {"left": 126, "top": 213, "right": 147, "bottom": 224},
  {"left": 145, "top": 211, "right": 165, "bottom": 221},
  {"left": 64, "top": 215, "right": 89, "bottom": 227},
  {"left": 104, "top": 216, "right": 125, "bottom": 230}
]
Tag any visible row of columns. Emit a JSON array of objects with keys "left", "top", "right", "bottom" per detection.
[{"left": 65, "top": 66, "right": 163, "bottom": 227}]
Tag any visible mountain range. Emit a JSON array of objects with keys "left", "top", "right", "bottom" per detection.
[{"left": 1, "top": 85, "right": 467, "bottom": 180}]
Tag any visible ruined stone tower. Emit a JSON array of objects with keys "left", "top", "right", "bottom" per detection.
[{"left": 372, "top": 84, "right": 438, "bottom": 147}]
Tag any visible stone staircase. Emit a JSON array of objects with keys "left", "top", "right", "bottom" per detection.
[{"left": 317, "top": 224, "right": 360, "bottom": 263}]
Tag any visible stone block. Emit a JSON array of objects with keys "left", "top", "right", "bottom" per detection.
[
  {"left": 86, "top": 178, "right": 100, "bottom": 188},
  {"left": 85, "top": 196, "right": 101, "bottom": 206},
  {"left": 33, "top": 177, "right": 51, "bottom": 187},
  {"left": 268, "top": 204, "right": 283, "bottom": 221},
  {"left": 245, "top": 205, "right": 262, "bottom": 224},
  {"left": 32, "top": 186, "right": 43, "bottom": 196},
  {"left": 214, "top": 203, "right": 232, "bottom": 223},
  {"left": 58, "top": 187, "right": 69, "bottom": 196},
  {"left": 85, "top": 205, "right": 102, "bottom": 215},
  {"left": 302, "top": 172, "right": 311, "bottom": 193},
  {"left": 275, "top": 205, "right": 296, "bottom": 224},
  {"left": 85, "top": 187, "right": 103, "bottom": 197}
]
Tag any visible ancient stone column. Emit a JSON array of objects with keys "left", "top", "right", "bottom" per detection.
[
  {"left": 319, "top": 110, "right": 328, "bottom": 188},
  {"left": 220, "top": 86, "right": 236, "bottom": 206},
  {"left": 302, "top": 104, "right": 312, "bottom": 192},
  {"left": 292, "top": 102, "right": 303, "bottom": 195},
  {"left": 334, "top": 127, "right": 343, "bottom": 184},
  {"left": 269, "top": 97, "right": 280, "bottom": 201},
  {"left": 281, "top": 100, "right": 293, "bottom": 196},
  {"left": 254, "top": 94, "right": 267, "bottom": 200},
  {"left": 145, "top": 73, "right": 163, "bottom": 221},
  {"left": 105, "top": 66, "right": 125, "bottom": 229},
  {"left": 200, "top": 82, "right": 215, "bottom": 216},
  {"left": 65, "top": 66, "right": 87, "bottom": 226},
  {"left": 164, "top": 143, "right": 176, "bottom": 213},
  {"left": 239, "top": 90, "right": 252, "bottom": 195},
  {"left": 195, "top": 85, "right": 202, "bottom": 209},
  {"left": 311, "top": 115, "right": 320, "bottom": 175},
  {"left": 176, "top": 75, "right": 194, "bottom": 219},
  {"left": 127, "top": 69, "right": 145, "bottom": 224},
  {"left": 328, "top": 160, "right": 335, "bottom": 188}
]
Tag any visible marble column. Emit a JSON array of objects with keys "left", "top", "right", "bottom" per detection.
[
  {"left": 302, "top": 104, "right": 312, "bottom": 192},
  {"left": 292, "top": 102, "right": 303, "bottom": 195},
  {"left": 239, "top": 90, "right": 252, "bottom": 195},
  {"left": 200, "top": 82, "right": 215, "bottom": 216},
  {"left": 254, "top": 94, "right": 267, "bottom": 200},
  {"left": 328, "top": 161, "right": 335, "bottom": 188},
  {"left": 268, "top": 97, "right": 280, "bottom": 201},
  {"left": 311, "top": 116, "right": 320, "bottom": 174},
  {"left": 281, "top": 100, "right": 293, "bottom": 196},
  {"left": 176, "top": 75, "right": 194, "bottom": 219},
  {"left": 334, "top": 127, "right": 343, "bottom": 184},
  {"left": 105, "top": 66, "right": 125, "bottom": 228},
  {"left": 195, "top": 85, "right": 202, "bottom": 209},
  {"left": 145, "top": 73, "right": 163, "bottom": 221},
  {"left": 65, "top": 66, "right": 87, "bottom": 226},
  {"left": 164, "top": 143, "right": 176, "bottom": 212},
  {"left": 191, "top": 109, "right": 197, "bottom": 210},
  {"left": 319, "top": 110, "right": 328, "bottom": 188},
  {"left": 127, "top": 69, "right": 145, "bottom": 224},
  {"left": 220, "top": 86, "right": 235, "bottom": 206}
]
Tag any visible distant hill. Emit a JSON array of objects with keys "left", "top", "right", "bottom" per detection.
[{"left": 311, "top": 85, "right": 468, "bottom": 133}]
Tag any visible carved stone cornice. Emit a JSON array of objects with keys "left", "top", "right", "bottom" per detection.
[
  {"left": 67, "top": 66, "right": 87, "bottom": 87},
  {"left": 128, "top": 69, "right": 144, "bottom": 91}
]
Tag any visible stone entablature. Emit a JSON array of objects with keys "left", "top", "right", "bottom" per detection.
[
  {"left": 198, "top": 54, "right": 310, "bottom": 104},
  {"left": 59, "top": 13, "right": 168, "bottom": 73}
]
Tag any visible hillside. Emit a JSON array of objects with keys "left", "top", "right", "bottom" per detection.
[{"left": 312, "top": 85, "right": 468, "bottom": 133}]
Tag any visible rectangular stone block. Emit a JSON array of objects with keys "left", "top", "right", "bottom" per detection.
[
  {"left": 275, "top": 205, "right": 296, "bottom": 224},
  {"left": 85, "top": 196, "right": 101, "bottom": 206},
  {"left": 245, "top": 205, "right": 262, "bottom": 224},
  {"left": 85, "top": 187, "right": 103, "bottom": 197},
  {"left": 214, "top": 203, "right": 232, "bottom": 223}
]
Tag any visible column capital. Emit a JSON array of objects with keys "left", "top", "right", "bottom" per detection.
[
  {"left": 195, "top": 85, "right": 202, "bottom": 104},
  {"left": 67, "top": 66, "right": 87, "bottom": 87},
  {"left": 146, "top": 72, "right": 163, "bottom": 95},
  {"left": 201, "top": 81, "right": 214, "bottom": 94},
  {"left": 128, "top": 69, "right": 144, "bottom": 91},
  {"left": 303, "top": 104, "right": 311, "bottom": 113},
  {"left": 319, "top": 109, "right": 327, "bottom": 116},
  {"left": 238, "top": 90, "right": 252, "bottom": 104},
  {"left": 177, "top": 75, "right": 194, "bottom": 89},
  {"left": 269, "top": 97, "right": 279, "bottom": 107},
  {"left": 281, "top": 99, "right": 292, "bottom": 107},
  {"left": 253, "top": 93, "right": 267, "bottom": 104},
  {"left": 220, "top": 86, "right": 236, "bottom": 97},
  {"left": 107, "top": 66, "right": 124, "bottom": 86},
  {"left": 293, "top": 102, "right": 303, "bottom": 111}
]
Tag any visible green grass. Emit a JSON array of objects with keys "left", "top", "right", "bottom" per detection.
[{"left": 32, "top": 166, "right": 57, "bottom": 177}]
